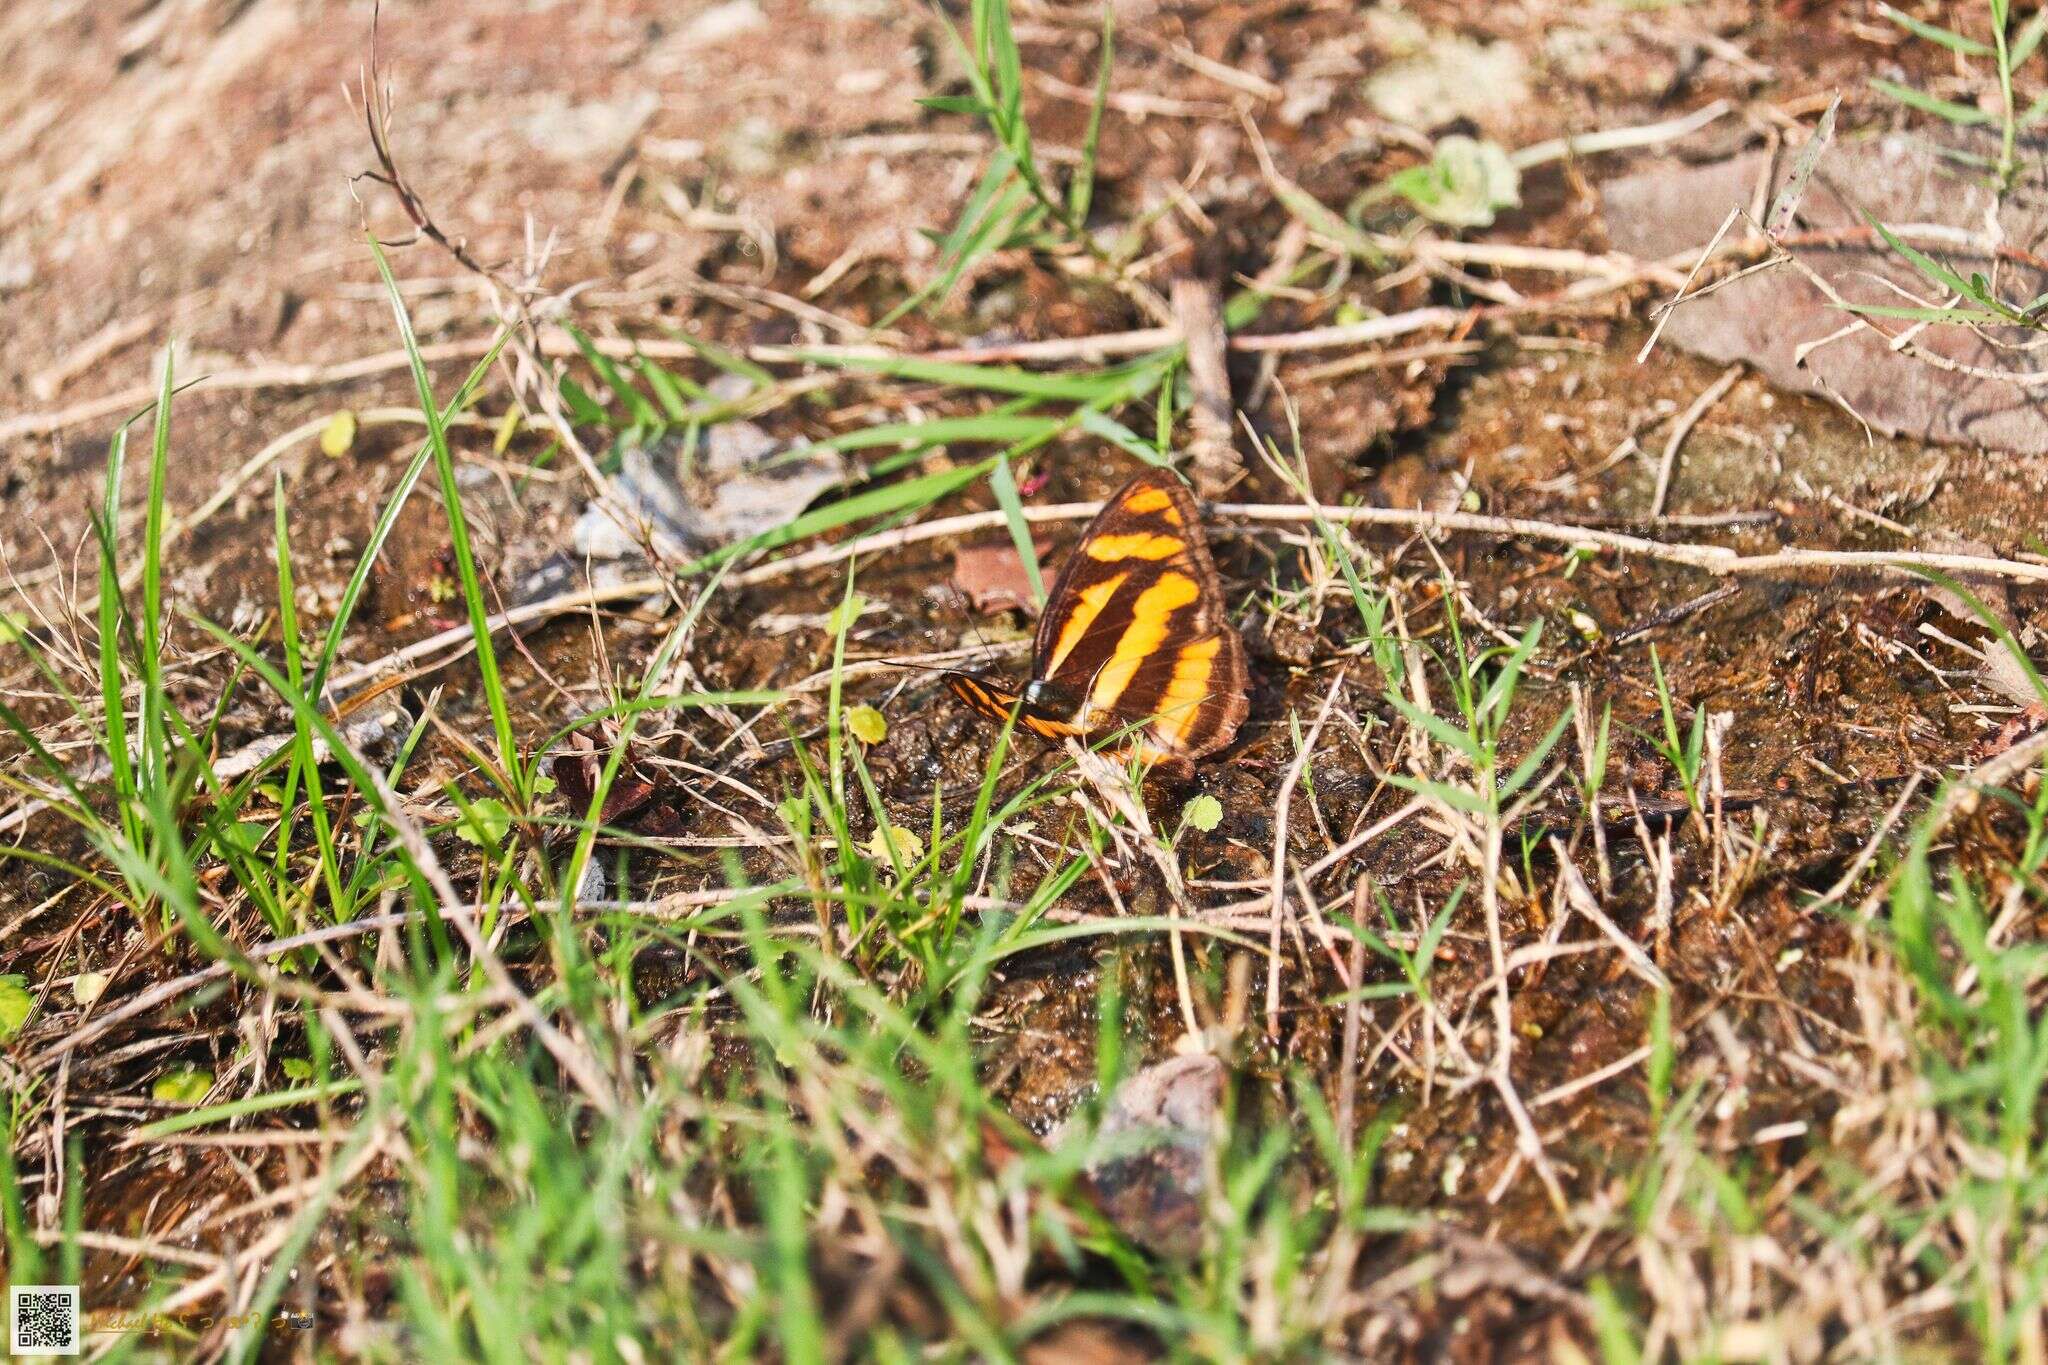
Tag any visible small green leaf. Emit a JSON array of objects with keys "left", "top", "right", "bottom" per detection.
[
  {"left": 0, "top": 611, "right": 30, "bottom": 646},
  {"left": 862, "top": 824, "right": 924, "bottom": 864},
  {"left": 0, "top": 975, "right": 32, "bottom": 1039},
  {"left": 153, "top": 1068, "right": 214, "bottom": 1105},
  {"left": 826, "top": 593, "right": 868, "bottom": 638},
  {"left": 1386, "top": 135, "right": 1521, "bottom": 228},
  {"left": 319, "top": 410, "right": 359, "bottom": 457},
  {"left": 453, "top": 797, "right": 513, "bottom": 848},
  {"left": 280, "top": 1057, "right": 314, "bottom": 1082},
  {"left": 493, "top": 408, "right": 523, "bottom": 455},
  {"left": 216, "top": 820, "right": 269, "bottom": 858},
  {"left": 847, "top": 705, "right": 888, "bottom": 745},
  {"left": 1181, "top": 793, "right": 1223, "bottom": 833},
  {"left": 71, "top": 972, "right": 109, "bottom": 1007}
]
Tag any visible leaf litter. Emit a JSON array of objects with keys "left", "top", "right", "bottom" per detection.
[
  {"left": 1606, "top": 126, "right": 2048, "bottom": 454},
  {"left": 569, "top": 375, "right": 848, "bottom": 565},
  {"left": 5, "top": 1, "right": 2048, "bottom": 1357}
]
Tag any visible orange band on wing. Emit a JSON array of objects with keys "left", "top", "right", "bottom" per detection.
[
  {"left": 1150, "top": 636, "right": 1223, "bottom": 746},
  {"left": 1087, "top": 572, "right": 1200, "bottom": 714},
  {"left": 1045, "top": 571, "right": 1129, "bottom": 675},
  {"left": 1085, "top": 532, "right": 1185, "bottom": 562},
  {"left": 1121, "top": 486, "right": 1181, "bottom": 522}
]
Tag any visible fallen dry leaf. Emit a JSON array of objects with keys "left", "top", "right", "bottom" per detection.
[
  {"left": 951, "top": 536, "right": 1053, "bottom": 615},
  {"left": 552, "top": 727, "right": 684, "bottom": 836},
  {"left": 572, "top": 375, "right": 846, "bottom": 563},
  {"left": 1604, "top": 130, "right": 2048, "bottom": 456}
]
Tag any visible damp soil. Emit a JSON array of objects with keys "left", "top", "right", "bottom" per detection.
[{"left": 4, "top": 0, "right": 2044, "bottom": 1353}]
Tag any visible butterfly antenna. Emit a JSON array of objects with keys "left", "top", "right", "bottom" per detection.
[
  {"left": 954, "top": 581, "right": 1000, "bottom": 656},
  {"left": 867, "top": 657, "right": 958, "bottom": 679},
  {"left": 864, "top": 584, "right": 1017, "bottom": 681}
]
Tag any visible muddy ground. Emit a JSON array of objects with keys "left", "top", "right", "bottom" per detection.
[{"left": 4, "top": 0, "right": 2046, "bottom": 1358}]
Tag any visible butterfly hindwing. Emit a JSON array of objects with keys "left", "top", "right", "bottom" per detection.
[
  {"left": 940, "top": 471, "right": 1248, "bottom": 766},
  {"left": 948, "top": 470, "right": 1247, "bottom": 767},
  {"left": 1032, "top": 472, "right": 1245, "bottom": 759}
]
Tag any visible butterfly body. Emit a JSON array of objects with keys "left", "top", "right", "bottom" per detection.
[{"left": 947, "top": 470, "right": 1250, "bottom": 776}]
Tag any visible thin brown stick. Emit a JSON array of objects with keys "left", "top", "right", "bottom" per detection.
[
  {"left": 0, "top": 329, "right": 809, "bottom": 443},
  {"left": 1855, "top": 727, "right": 2048, "bottom": 920},
  {"left": 1336, "top": 880, "right": 1371, "bottom": 1150},
  {"left": 1482, "top": 790, "right": 1568, "bottom": 1214},
  {"left": 310, "top": 496, "right": 2048, "bottom": 704},
  {"left": 26, "top": 1227, "right": 224, "bottom": 1270},
  {"left": 1228, "top": 307, "right": 1471, "bottom": 355},
  {"left": 1531, "top": 1043, "right": 1655, "bottom": 1109},
  {"left": 1173, "top": 277, "right": 1240, "bottom": 496},
  {"left": 1511, "top": 99, "right": 1733, "bottom": 170},
  {"left": 1267, "top": 668, "right": 1347, "bottom": 1039},
  {"left": 0, "top": 338, "right": 508, "bottom": 443},
  {"left": 1638, "top": 205, "right": 1744, "bottom": 364},
  {"left": 25, "top": 202, "right": 2043, "bottom": 446},
  {"left": 1651, "top": 364, "right": 1743, "bottom": 518},
  {"left": 1811, "top": 773, "right": 1924, "bottom": 910},
  {"left": 751, "top": 332, "right": 1181, "bottom": 368},
  {"left": 1160, "top": 40, "right": 1283, "bottom": 101}
]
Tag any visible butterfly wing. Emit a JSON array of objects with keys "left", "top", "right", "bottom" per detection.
[
  {"left": 1030, "top": 471, "right": 1249, "bottom": 760},
  {"left": 944, "top": 671, "right": 1091, "bottom": 742}
]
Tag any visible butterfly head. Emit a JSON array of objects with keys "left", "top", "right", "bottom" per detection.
[{"left": 1019, "top": 678, "right": 1082, "bottom": 712}]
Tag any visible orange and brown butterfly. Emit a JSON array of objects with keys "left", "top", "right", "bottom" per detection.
[{"left": 945, "top": 469, "right": 1250, "bottom": 777}]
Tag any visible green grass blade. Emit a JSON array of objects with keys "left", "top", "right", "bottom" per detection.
[
  {"left": 94, "top": 430, "right": 135, "bottom": 828},
  {"left": 1069, "top": 5, "right": 1115, "bottom": 224},
  {"left": 987, "top": 454, "right": 1045, "bottom": 607},
  {"left": 676, "top": 459, "right": 992, "bottom": 579},
  {"left": 1838, "top": 302, "right": 2016, "bottom": 325},
  {"left": 1870, "top": 78, "right": 1995, "bottom": 125},
  {"left": 1877, "top": 3, "right": 1994, "bottom": 55},
  {"left": 1865, "top": 214, "right": 2020, "bottom": 319},
  {"left": 369, "top": 239, "right": 519, "bottom": 773},
  {"left": 793, "top": 351, "right": 1157, "bottom": 401},
  {"left": 633, "top": 355, "right": 705, "bottom": 419},
  {"left": 564, "top": 324, "right": 663, "bottom": 428},
  {"left": 135, "top": 1080, "right": 365, "bottom": 1139},
  {"left": 309, "top": 335, "right": 508, "bottom": 700},
  {"left": 2013, "top": 7, "right": 2048, "bottom": 66},
  {"left": 139, "top": 352, "right": 175, "bottom": 799},
  {"left": 813, "top": 411, "right": 1056, "bottom": 456}
]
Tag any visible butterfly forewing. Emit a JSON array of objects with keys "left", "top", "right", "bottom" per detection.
[
  {"left": 1029, "top": 472, "right": 1248, "bottom": 760},
  {"left": 948, "top": 470, "right": 1248, "bottom": 768}
]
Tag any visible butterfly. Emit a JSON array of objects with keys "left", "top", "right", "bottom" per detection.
[{"left": 946, "top": 469, "right": 1250, "bottom": 776}]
